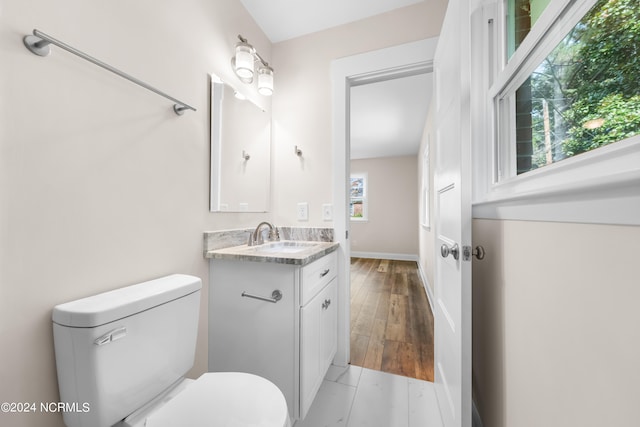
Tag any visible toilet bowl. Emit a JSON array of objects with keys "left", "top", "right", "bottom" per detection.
[
  {"left": 122, "top": 373, "right": 290, "bottom": 427},
  {"left": 52, "top": 274, "right": 290, "bottom": 427}
]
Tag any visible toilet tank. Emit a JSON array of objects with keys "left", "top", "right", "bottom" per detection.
[{"left": 52, "top": 274, "right": 202, "bottom": 427}]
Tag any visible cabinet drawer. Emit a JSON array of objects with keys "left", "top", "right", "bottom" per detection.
[{"left": 300, "top": 251, "right": 337, "bottom": 306}]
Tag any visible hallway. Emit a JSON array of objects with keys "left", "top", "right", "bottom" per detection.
[{"left": 350, "top": 258, "right": 434, "bottom": 381}]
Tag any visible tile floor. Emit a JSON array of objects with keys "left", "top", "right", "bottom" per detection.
[{"left": 294, "top": 365, "right": 443, "bottom": 427}]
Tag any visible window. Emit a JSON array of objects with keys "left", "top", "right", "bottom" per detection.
[
  {"left": 350, "top": 174, "right": 368, "bottom": 221},
  {"left": 473, "top": 0, "right": 640, "bottom": 226},
  {"left": 496, "top": 0, "right": 640, "bottom": 178},
  {"left": 506, "top": 0, "right": 552, "bottom": 59}
]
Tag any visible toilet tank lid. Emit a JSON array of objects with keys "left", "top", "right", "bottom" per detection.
[{"left": 52, "top": 274, "right": 202, "bottom": 328}]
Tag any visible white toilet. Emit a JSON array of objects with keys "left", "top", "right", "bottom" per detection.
[{"left": 52, "top": 274, "right": 291, "bottom": 427}]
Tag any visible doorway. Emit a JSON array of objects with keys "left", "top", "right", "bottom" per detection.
[
  {"left": 347, "top": 69, "right": 434, "bottom": 381},
  {"left": 330, "top": 37, "right": 440, "bottom": 378}
]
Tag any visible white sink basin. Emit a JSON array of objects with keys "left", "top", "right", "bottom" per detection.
[{"left": 249, "top": 241, "right": 318, "bottom": 254}]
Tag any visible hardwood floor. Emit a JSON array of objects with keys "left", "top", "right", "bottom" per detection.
[{"left": 350, "top": 258, "right": 434, "bottom": 382}]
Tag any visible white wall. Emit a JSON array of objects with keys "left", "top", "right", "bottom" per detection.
[
  {"left": 418, "top": 108, "right": 437, "bottom": 296},
  {"left": 0, "top": 1, "right": 272, "bottom": 426},
  {"left": 270, "top": 1, "right": 448, "bottom": 227},
  {"left": 472, "top": 219, "right": 640, "bottom": 427},
  {"left": 350, "top": 156, "right": 419, "bottom": 258}
]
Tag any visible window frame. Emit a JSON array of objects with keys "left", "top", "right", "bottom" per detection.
[
  {"left": 349, "top": 173, "right": 369, "bottom": 222},
  {"left": 472, "top": 0, "right": 640, "bottom": 226}
]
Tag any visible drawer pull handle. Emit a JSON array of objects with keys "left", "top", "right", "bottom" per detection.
[
  {"left": 322, "top": 299, "right": 331, "bottom": 309},
  {"left": 320, "top": 269, "right": 330, "bottom": 278},
  {"left": 241, "top": 289, "right": 282, "bottom": 303}
]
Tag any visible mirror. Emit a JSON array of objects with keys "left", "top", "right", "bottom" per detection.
[{"left": 210, "top": 74, "right": 271, "bottom": 212}]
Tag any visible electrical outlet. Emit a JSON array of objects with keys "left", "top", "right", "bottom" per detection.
[
  {"left": 297, "top": 202, "right": 309, "bottom": 221},
  {"left": 322, "top": 204, "right": 333, "bottom": 221}
]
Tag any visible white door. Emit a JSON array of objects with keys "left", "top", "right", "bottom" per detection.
[{"left": 432, "top": 0, "right": 473, "bottom": 426}]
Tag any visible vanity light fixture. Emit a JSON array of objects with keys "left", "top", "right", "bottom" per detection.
[
  {"left": 231, "top": 35, "right": 274, "bottom": 96},
  {"left": 233, "top": 40, "right": 255, "bottom": 81},
  {"left": 257, "top": 65, "right": 274, "bottom": 96}
]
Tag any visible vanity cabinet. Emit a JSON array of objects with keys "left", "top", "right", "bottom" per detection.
[{"left": 208, "top": 250, "right": 338, "bottom": 421}]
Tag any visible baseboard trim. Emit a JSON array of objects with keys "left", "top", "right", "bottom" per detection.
[
  {"left": 416, "top": 261, "right": 435, "bottom": 315},
  {"left": 350, "top": 251, "right": 418, "bottom": 262}
]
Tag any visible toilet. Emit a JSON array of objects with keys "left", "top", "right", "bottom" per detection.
[{"left": 52, "top": 274, "right": 291, "bottom": 427}]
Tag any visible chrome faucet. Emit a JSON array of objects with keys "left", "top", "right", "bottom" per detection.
[{"left": 248, "top": 221, "right": 280, "bottom": 246}]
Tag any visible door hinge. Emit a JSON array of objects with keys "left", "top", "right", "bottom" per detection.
[{"left": 346, "top": 230, "right": 349, "bottom": 239}]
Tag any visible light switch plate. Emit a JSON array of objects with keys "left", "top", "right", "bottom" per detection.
[
  {"left": 322, "top": 204, "right": 333, "bottom": 221},
  {"left": 297, "top": 202, "right": 309, "bottom": 221}
]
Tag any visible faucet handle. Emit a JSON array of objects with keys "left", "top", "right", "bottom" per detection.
[
  {"left": 269, "top": 227, "right": 280, "bottom": 241},
  {"left": 247, "top": 232, "right": 255, "bottom": 246}
]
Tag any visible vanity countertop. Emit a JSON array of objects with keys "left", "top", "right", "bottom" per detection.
[{"left": 205, "top": 240, "right": 339, "bottom": 266}]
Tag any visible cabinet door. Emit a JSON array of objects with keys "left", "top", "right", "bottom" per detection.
[
  {"left": 209, "top": 260, "right": 296, "bottom": 419},
  {"left": 299, "top": 278, "right": 337, "bottom": 419}
]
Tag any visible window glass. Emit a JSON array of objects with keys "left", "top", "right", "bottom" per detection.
[
  {"left": 507, "top": 0, "right": 552, "bottom": 59},
  {"left": 509, "top": 0, "right": 640, "bottom": 175},
  {"left": 350, "top": 175, "right": 367, "bottom": 220}
]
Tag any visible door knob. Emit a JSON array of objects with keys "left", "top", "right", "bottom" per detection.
[
  {"left": 472, "top": 245, "right": 485, "bottom": 260},
  {"left": 440, "top": 243, "right": 459, "bottom": 260}
]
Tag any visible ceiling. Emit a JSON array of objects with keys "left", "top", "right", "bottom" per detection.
[
  {"left": 241, "top": 0, "right": 432, "bottom": 160},
  {"left": 350, "top": 73, "right": 432, "bottom": 160},
  {"left": 240, "top": 0, "right": 425, "bottom": 43}
]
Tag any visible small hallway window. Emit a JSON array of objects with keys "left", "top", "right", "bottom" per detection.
[{"left": 350, "top": 174, "right": 368, "bottom": 221}]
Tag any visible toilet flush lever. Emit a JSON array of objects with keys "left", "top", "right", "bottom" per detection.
[{"left": 94, "top": 327, "right": 127, "bottom": 346}]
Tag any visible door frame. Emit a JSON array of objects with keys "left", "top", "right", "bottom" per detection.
[{"left": 331, "top": 37, "right": 439, "bottom": 367}]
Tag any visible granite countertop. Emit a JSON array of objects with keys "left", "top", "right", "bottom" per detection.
[{"left": 205, "top": 240, "right": 339, "bottom": 266}]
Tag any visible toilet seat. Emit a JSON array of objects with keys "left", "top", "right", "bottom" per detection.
[{"left": 143, "top": 372, "right": 291, "bottom": 427}]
